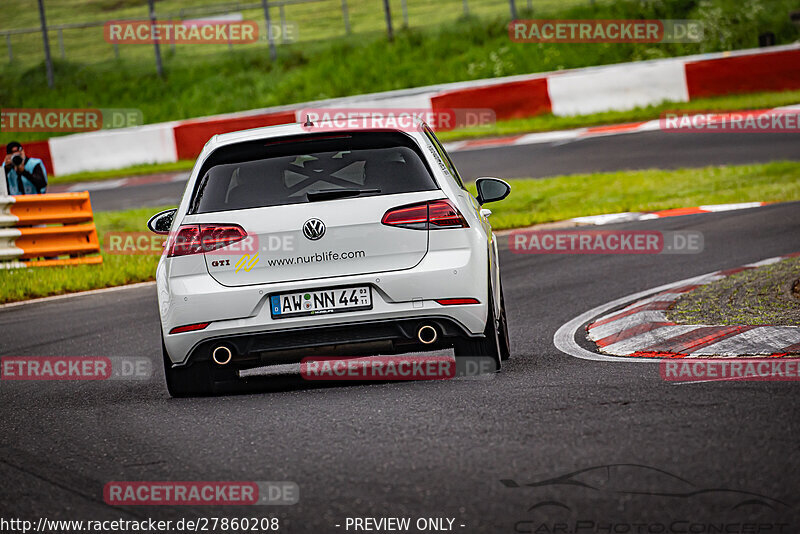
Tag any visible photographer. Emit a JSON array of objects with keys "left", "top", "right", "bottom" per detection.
[{"left": 4, "top": 141, "right": 48, "bottom": 195}]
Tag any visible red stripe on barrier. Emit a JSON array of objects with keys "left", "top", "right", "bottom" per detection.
[
  {"left": 431, "top": 78, "right": 551, "bottom": 122},
  {"left": 173, "top": 111, "right": 297, "bottom": 160},
  {"left": 460, "top": 135, "right": 525, "bottom": 148},
  {"left": 588, "top": 300, "right": 673, "bottom": 330},
  {"left": 595, "top": 322, "right": 676, "bottom": 348},
  {"left": 21, "top": 140, "right": 55, "bottom": 178},
  {"left": 685, "top": 49, "right": 800, "bottom": 99},
  {"left": 639, "top": 325, "right": 754, "bottom": 355},
  {"left": 582, "top": 121, "right": 648, "bottom": 135},
  {"left": 649, "top": 207, "right": 707, "bottom": 218}
]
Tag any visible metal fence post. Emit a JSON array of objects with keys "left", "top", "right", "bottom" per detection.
[
  {"left": 509, "top": 0, "right": 518, "bottom": 19},
  {"left": 462, "top": 0, "right": 469, "bottom": 17},
  {"left": 261, "top": 0, "right": 278, "bottom": 61},
  {"left": 382, "top": 0, "right": 394, "bottom": 41},
  {"left": 37, "top": 0, "right": 54, "bottom": 88},
  {"left": 401, "top": 0, "right": 408, "bottom": 28},
  {"left": 58, "top": 28, "right": 65, "bottom": 59},
  {"left": 279, "top": 4, "right": 287, "bottom": 44},
  {"left": 113, "top": 41, "right": 119, "bottom": 59},
  {"left": 5, "top": 35, "right": 12, "bottom": 63},
  {"left": 147, "top": 0, "right": 163, "bottom": 77},
  {"left": 341, "top": 0, "right": 351, "bottom": 34},
  {"left": 527, "top": 0, "right": 532, "bottom": 12}
]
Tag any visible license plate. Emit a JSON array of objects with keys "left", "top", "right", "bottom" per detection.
[{"left": 270, "top": 286, "right": 372, "bottom": 318}]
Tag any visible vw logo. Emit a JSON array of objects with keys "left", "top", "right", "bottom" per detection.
[{"left": 302, "top": 218, "right": 326, "bottom": 241}]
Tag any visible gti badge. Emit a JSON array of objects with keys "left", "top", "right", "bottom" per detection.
[{"left": 302, "top": 218, "right": 326, "bottom": 241}]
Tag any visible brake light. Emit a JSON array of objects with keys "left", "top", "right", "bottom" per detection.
[
  {"left": 435, "top": 298, "right": 480, "bottom": 305},
  {"left": 169, "top": 322, "right": 210, "bottom": 334},
  {"left": 167, "top": 224, "right": 247, "bottom": 257},
  {"left": 381, "top": 200, "right": 468, "bottom": 230}
]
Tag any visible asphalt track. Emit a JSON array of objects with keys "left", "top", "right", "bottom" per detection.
[
  {"left": 2, "top": 200, "right": 799, "bottom": 531},
  {"left": 78, "top": 129, "right": 800, "bottom": 212}
]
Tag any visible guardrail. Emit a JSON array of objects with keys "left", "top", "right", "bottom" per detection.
[{"left": 0, "top": 192, "right": 102, "bottom": 268}]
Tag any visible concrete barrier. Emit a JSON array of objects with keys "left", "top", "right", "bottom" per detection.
[
  {"left": 173, "top": 111, "right": 297, "bottom": 160},
  {"left": 49, "top": 123, "right": 178, "bottom": 176},
  {"left": 685, "top": 48, "right": 800, "bottom": 99},
  {"left": 547, "top": 59, "right": 688, "bottom": 116}
]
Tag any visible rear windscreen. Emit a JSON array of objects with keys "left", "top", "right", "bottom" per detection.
[{"left": 190, "top": 132, "right": 438, "bottom": 214}]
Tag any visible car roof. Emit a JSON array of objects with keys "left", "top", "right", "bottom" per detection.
[{"left": 209, "top": 116, "right": 429, "bottom": 150}]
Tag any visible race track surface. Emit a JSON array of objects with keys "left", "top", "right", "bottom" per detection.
[{"left": 2, "top": 201, "right": 799, "bottom": 531}]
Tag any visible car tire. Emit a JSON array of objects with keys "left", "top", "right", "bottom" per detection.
[
  {"left": 454, "top": 291, "right": 502, "bottom": 372},
  {"left": 162, "top": 336, "right": 213, "bottom": 397},
  {"left": 498, "top": 280, "right": 511, "bottom": 361}
]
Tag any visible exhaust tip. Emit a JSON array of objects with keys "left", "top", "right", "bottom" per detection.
[
  {"left": 417, "top": 325, "right": 438, "bottom": 345},
  {"left": 212, "top": 345, "right": 233, "bottom": 365}
]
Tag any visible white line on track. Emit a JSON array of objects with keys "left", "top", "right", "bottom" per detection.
[{"left": 552, "top": 270, "right": 723, "bottom": 363}]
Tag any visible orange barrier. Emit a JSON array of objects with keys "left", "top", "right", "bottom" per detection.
[
  {"left": 7, "top": 192, "right": 95, "bottom": 226},
  {"left": 0, "top": 192, "right": 102, "bottom": 268}
]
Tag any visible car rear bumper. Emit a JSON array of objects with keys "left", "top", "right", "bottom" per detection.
[
  {"left": 159, "top": 246, "right": 489, "bottom": 365},
  {"left": 174, "top": 315, "right": 478, "bottom": 369}
]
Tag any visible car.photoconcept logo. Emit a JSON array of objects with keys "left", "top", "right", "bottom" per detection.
[{"left": 303, "top": 219, "right": 326, "bottom": 241}]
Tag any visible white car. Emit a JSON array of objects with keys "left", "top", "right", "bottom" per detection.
[{"left": 148, "top": 119, "right": 511, "bottom": 396}]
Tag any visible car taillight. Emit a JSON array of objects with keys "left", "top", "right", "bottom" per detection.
[
  {"left": 167, "top": 224, "right": 247, "bottom": 257},
  {"left": 169, "top": 322, "right": 210, "bottom": 334},
  {"left": 435, "top": 298, "right": 480, "bottom": 305},
  {"left": 381, "top": 199, "right": 468, "bottom": 230}
]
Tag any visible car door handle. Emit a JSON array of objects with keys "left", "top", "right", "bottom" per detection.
[{"left": 480, "top": 208, "right": 492, "bottom": 218}]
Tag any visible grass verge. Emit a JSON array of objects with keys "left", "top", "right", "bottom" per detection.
[
  {"left": 0, "top": 206, "right": 172, "bottom": 304},
  {"left": 3, "top": 160, "right": 800, "bottom": 304},
  {"left": 470, "top": 161, "right": 800, "bottom": 230},
  {"left": 667, "top": 257, "right": 800, "bottom": 326}
]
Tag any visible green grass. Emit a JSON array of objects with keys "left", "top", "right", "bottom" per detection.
[
  {"left": 468, "top": 161, "right": 800, "bottom": 230},
  {"left": 667, "top": 257, "right": 800, "bottom": 327},
  {"left": 4, "top": 161, "right": 800, "bottom": 304},
  {"left": 1, "top": 0, "right": 583, "bottom": 68},
  {"left": 0, "top": 206, "right": 172, "bottom": 304},
  {"left": 437, "top": 89, "right": 800, "bottom": 142},
  {"left": 2, "top": 0, "right": 798, "bottom": 146}
]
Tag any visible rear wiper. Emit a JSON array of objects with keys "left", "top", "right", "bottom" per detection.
[{"left": 306, "top": 188, "right": 381, "bottom": 201}]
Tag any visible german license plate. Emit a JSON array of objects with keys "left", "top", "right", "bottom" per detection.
[{"left": 270, "top": 286, "right": 372, "bottom": 318}]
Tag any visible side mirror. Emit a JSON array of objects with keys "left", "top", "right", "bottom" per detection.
[
  {"left": 147, "top": 209, "right": 177, "bottom": 235},
  {"left": 475, "top": 177, "right": 511, "bottom": 205}
]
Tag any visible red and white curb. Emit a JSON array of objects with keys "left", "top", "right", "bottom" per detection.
[
  {"left": 569, "top": 202, "right": 768, "bottom": 226},
  {"left": 587, "top": 253, "right": 800, "bottom": 358},
  {"left": 554, "top": 253, "right": 800, "bottom": 363},
  {"left": 443, "top": 104, "right": 800, "bottom": 153}
]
